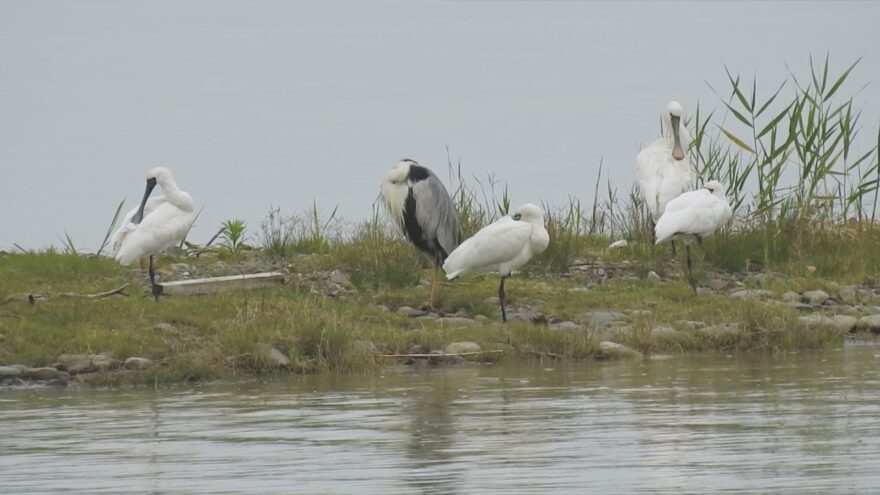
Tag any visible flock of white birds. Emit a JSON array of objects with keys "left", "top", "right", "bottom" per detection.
[{"left": 111, "top": 101, "right": 732, "bottom": 318}]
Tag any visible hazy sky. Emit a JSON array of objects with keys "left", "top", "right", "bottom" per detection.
[{"left": 2, "top": 1, "right": 879, "bottom": 250}]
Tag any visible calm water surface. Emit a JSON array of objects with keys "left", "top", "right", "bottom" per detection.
[{"left": 2, "top": 346, "right": 880, "bottom": 494}]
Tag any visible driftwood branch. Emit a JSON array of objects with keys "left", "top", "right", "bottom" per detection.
[
  {"left": 59, "top": 283, "right": 130, "bottom": 299},
  {"left": 378, "top": 350, "right": 504, "bottom": 359}
]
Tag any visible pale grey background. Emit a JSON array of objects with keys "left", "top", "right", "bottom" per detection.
[{"left": 2, "top": 1, "right": 878, "bottom": 250}]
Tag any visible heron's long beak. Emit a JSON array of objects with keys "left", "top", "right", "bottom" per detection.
[
  {"left": 671, "top": 115, "right": 685, "bottom": 161},
  {"left": 131, "top": 177, "right": 157, "bottom": 224}
]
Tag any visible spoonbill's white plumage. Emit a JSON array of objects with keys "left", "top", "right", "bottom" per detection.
[
  {"left": 654, "top": 180, "right": 732, "bottom": 293},
  {"left": 443, "top": 203, "right": 549, "bottom": 322},
  {"left": 380, "top": 159, "right": 460, "bottom": 308},
  {"left": 112, "top": 167, "right": 195, "bottom": 300},
  {"left": 636, "top": 101, "right": 697, "bottom": 244}
]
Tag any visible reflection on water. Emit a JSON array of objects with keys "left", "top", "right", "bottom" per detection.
[{"left": 2, "top": 345, "right": 880, "bottom": 494}]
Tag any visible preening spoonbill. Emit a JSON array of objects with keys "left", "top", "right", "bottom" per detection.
[
  {"left": 654, "top": 180, "right": 732, "bottom": 293},
  {"left": 443, "top": 203, "right": 549, "bottom": 322},
  {"left": 380, "top": 159, "right": 461, "bottom": 308},
  {"left": 636, "top": 101, "right": 697, "bottom": 245},
  {"left": 111, "top": 167, "right": 195, "bottom": 300}
]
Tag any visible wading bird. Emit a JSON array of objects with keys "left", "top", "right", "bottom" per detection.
[
  {"left": 654, "top": 180, "right": 732, "bottom": 293},
  {"left": 636, "top": 101, "right": 697, "bottom": 247},
  {"left": 380, "top": 159, "right": 460, "bottom": 309},
  {"left": 111, "top": 167, "right": 196, "bottom": 300},
  {"left": 443, "top": 203, "right": 549, "bottom": 322}
]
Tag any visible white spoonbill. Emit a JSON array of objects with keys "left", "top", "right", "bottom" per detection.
[
  {"left": 380, "top": 158, "right": 461, "bottom": 309},
  {"left": 443, "top": 203, "right": 549, "bottom": 322},
  {"left": 111, "top": 167, "right": 196, "bottom": 300},
  {"left": 654, "top": 180, "right": 732, "bottom": 293},
  {"left": 636, "top": 101, "right": 697, "bottom": 246}
]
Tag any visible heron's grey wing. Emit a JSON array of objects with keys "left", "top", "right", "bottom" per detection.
[{"left": 412, "top": 173, "right": 460, "bottom": 256}]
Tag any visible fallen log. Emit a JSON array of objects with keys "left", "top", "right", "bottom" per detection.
[{"left": 157, "top": 272, "right": 285, "bottom": 296}]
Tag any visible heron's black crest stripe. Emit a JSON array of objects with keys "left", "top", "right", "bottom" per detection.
[{"left": 407, "top": 164, "right": 431, "bottom": 183}]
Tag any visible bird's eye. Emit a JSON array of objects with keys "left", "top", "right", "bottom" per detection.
[{"left": 513, "top": 213, "right": 522, "bottom": 221}]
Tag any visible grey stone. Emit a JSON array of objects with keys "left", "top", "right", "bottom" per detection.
[
  {"left": 855, "top": 315, "right": 880, "bottom": 333},
  {"left": 579, "top": 310, "right": 625, "bottom": 327},
  {"left": 329, "top": 270, "right": 353, "bottom": 287},
  {"left": 729, "top": 289, "right": 774, "bottom": 299},
  {"left": 798, "top": 314, "right": 858, "bottom": 332},
  {"left": 788, "top": 302, "right": 814, "bottom": 311},
  {"left": 256, "top": 344, "right": 290, "bottom": 367},
  {"left": 351, "top": 340, "right": 378, "bottom": 354},
  {"left": 596, "top": 341, "right": 642, "bottom": 360},
  {"left": 707, "top": 278, "right": 729, "bottom": 290},
  {"left": 56, "top": 353, "right": 95, "bottom": 373},
  {"left": 438, "top": 317, "right": 480, "bottom": 327},
  {"left": 647, "top": 271, "right": 661, "bottom": 281},
  {"left": 170, "top": 263, "right": 191, "bottom": 273},
  {"left": 56, "top": 353, "right": 119, "bottom": 373},
  {"left": 700, "top": 323, "right": 741, "bottom": 340},
  {"left": 91, "top": 353, "right": 121, "bottom": 371},
  {"left": 20, "top": 367, "right": 65, "bottom": 381},
  {"left": 838, "top": 286, "right": 859, "bottom": 305},
  {"left": 781, "top": 291, "right": 801, "bottom": 303},
  {"left": 803, "top": 290, "right": 830, "bottom": 306},
  {"left": 397, "top": 306, "right": 427, "bottom": 317},
  {"left": 550, "top": 321, "right": 583, "bottom": 331},
  {"left": 45, "top": 379, "right": 68, "bottom": 388},
  {"left": 445, "top": 341, "right": 482, "bottom": 354},
  {"left": 123, "top": 357, "right": 154, "bottom": 370},
  {"left": 650, "top": 326, "right": 682, "bottom": 339},
  {"left": 408, "top": 344, "right": 428, "bottom": 355},
  {"left": 0, "top": 366, "right": 22, "bottom": 378},
  {"left": 678, "top": 320, "right": 706, "bottom": 329}
]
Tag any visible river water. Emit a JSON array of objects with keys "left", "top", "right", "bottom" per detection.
[{"left": 2, "top": 345, "right": 879, "bottom": 494}]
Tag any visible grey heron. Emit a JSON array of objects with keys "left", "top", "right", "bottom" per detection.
[{"left": 380, "top": 159, "right": 461, "bottom": 309}]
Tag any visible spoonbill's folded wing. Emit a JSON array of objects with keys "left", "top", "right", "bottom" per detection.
[{"left": 443, "top": 218, "right": 532, "bottom": 278}]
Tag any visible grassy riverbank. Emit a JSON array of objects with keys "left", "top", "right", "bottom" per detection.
[{"left": 2, "top": 241, "right": 877, "bottom": 386}]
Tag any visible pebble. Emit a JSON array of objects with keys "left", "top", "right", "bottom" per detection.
[
  {"left": 729, "top": 289, "right": 774, "bottom": 299},
  {"left": 596, "top": 341, "right": 642, "bottom": 360},
  {"left": 20, "top": 367, "right": 66, "bottom": 381},
  {"left": 397, "top": 306, "right": 427, "bottom": 317},
  {"left": 803, "top": 290, "right": 830, "bottom": 306},
  {"left": 438, "top": 317, "right": 480, "bottom": 327},
  {"left": 699, "top": 323, "right": 741, "bottom": 340},
  {"left": 350, "top": 340, "right": 378, "bottom": 354},
  {"left": 256, "top": 344, "right": 290, "bottom": 367},
  {"left": 798, "top": 314, "right": 858, "bottom": 332},
  {"left": 550, "top": 321, "right": 582, "bottom": 331},
  {"left": 650, "top": 326, "right": 682, "bottom": 339},
  {"left": 855, "top": 315, "right": 880, "bottom": 333},
  {"left": 579, "top": 310, "right": 625, "bottom": 327},
  {"left": 608, "top": 239, "right": 628, "bottom": 249},
  {"left": 0, "top": 366, "right": 22, "bottom": 378},
  {"left": 445, "top": 342, "right": 481, "bottom": 354},
  {"left": 781, "top": 291, "right": 801, "bottom": 303},
  {"left": 123, "top": 357, "right": 154, "bottom": 370}
]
